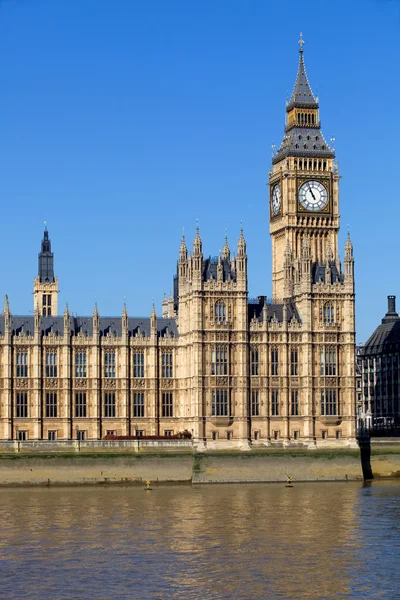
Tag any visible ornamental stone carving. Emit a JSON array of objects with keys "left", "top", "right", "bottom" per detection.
[
  {"left": 15, "top": 379, "right": 28, "bottom": 389},
  {"left": 104, "top": 379, "right": 116, "bottom": 389},
  {"left": 45, "top": 378, "right": 58, "bottom": 388},
  {"left": 162, "top": 379, "right": 173, "bottom": 389},
  {"left": 216, "top": 377, "right": 228, "bottom": 386},
  {"left": 75, "top": 379, "right": 87, "bottom": 388},
  {"left": 133, "top": 379, "right": 145, "bottom": 388}
]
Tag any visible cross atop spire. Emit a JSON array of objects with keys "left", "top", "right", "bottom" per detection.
[{"left": 298, "top": 32, "right": 304, "bottom": 52}]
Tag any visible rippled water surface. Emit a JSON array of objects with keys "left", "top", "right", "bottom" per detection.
[{"left": 0, "top": 481, "right": 399, "bottom": 599}]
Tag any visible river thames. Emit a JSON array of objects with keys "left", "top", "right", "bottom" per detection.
[{"left": 0, "top": 481, "right": 399, "bottom": 599}]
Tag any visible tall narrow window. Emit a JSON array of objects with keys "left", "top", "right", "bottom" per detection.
[
  {"left": 271, "top": 390, "right": 279, "bottom": 416},
  {"left": 16, "top": 392, "right": 28, "bottom": 418},
  {"left": 75, "top": 392, "right": 87, "bottom": 418},
  {"left": 104, "top": 352, "right": 116, "bottom": 378},
  {"left": 215, "top": 302, "right": 226, "bottom": 323},
  {"left": 46, "top": 392, "right": 57, "bottom": 418},
  {"left": 104, "top": 393, "right": 116, "bottom": 418},
  {"left": 75, "top": 352, "right": 87, "bottom": 378},
  {"left": 271, "top": 348, "right": 279, "bottom": 376},
  {"left": 251, "top": 390, "right": 259, "bottom": 416},
  {"left": 251, "top": 349, "right": 259, "bottom": 376},
  {"left": 162, "top": 352, "right": 173, "bottom": 378},
  {"left": 133, "top": 392, "right": 145, "bottom": 417},
  {"left": 211, "top": 346, "right": 227, "bottom": 375},
  {"left": 321, "top": 390, "right": 338, "bottom": 416},
  {"left": 211, "top": 390, "right": 229, "bottom": 416},
  {"left": 133, "top": 352, "right": 144, "bottom": 378},
  {"left": 46, "top": 352, "right": 57, "bottom": 378},
  {"left": 162, "top": 392, "right": 173, "bottom": 417},
  {"left": 16, "top": 352, "right": 28, "bottom": 378},
  {"left": 323, "top": 302, "right": 335, "bottom": 324},
  {"left": 291, "top": 390, "right": 299, "bottom": 416},
  {"left": 291, "top": 349, "right": 298, "bottom": 376},
  {"left": 320, "top": 347, "right": 337, "bottom": 376}
]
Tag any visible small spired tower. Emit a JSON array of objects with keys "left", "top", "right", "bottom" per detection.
[{"left": 33, "top": 225, "right": 59, "bottom": 316}]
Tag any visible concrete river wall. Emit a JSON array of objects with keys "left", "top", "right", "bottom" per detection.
[{"left": 0, "top": 439, "right": 398, "bottom": 486}]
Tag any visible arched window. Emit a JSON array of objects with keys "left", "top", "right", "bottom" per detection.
[
  {"left": 323, "top": 302, "right": 334, "bottom": 325},
  {"left": 215, "top": 301, "right": 226, "bottom": 323}
]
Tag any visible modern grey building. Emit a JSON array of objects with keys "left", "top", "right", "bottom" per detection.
[{"left": 358, "top": 296, "right": 400, "bottom": 428}]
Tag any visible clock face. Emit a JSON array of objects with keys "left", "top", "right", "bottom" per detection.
[
  {"left": 272, "top": 184, "right": 281, "bottom": 216},
  {"left": 298, "top": 180, "right": 328, "bottom": 212}
]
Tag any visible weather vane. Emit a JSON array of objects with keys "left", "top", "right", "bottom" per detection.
[{"left": 298, "top": 32, "right": 304, "bottom": 51}]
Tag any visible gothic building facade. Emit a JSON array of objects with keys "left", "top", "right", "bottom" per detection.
[{"left": 0, "top": 42, "right": 356, "bottom": 446}]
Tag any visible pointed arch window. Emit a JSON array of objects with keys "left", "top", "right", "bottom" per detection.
[
  {"left": 215, "top": 302, "right": 226, "bottom": 323},
  {"left": 323, "top": 302, "right": 335, "bottom": 325}
]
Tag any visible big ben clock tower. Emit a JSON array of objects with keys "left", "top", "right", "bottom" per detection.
[
  {"left": 268, "top": 34, "right": 356, "bottom": 442},
  {"left": 270, "top": 34, "right": 339, "bottom": 300}
]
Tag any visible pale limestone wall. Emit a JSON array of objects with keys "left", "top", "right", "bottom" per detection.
[
  {"left": 0, "top": 455, "right": 194, "bottom": 486},
  {"left": 192, "top": 452, "right": 364, "bottom": 483}
]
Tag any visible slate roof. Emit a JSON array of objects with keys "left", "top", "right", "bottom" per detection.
[
  {"left": 312, "top": 263, "right": 343, "bottom": 285},
  {"left": 287, "top": 50, "right": 318, "bottom": 110},
  {"left": 0, "top": 316, "right": 178, "bottom": 338},
  {"left": 248, "top": 297, "right": 301, "bottom": 324},
  {"left": 361, "top": 300, "right": 400, "bottom": 356},
  {"left": 272, "top": 127, "right": 334, "bottom": 164},
  {"left": 202, "top": 257, "right": 235, "bottom": 282}
]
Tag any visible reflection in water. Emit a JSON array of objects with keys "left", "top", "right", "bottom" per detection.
[{"left": 0, "top": 481, "right": 399, "bottom": 599}]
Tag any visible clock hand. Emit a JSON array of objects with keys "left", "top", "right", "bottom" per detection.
[{"left": 308, "top": 183, "right": 316, "bottom": 201}]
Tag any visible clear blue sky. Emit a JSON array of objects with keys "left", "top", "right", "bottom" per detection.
[{"left": 0, "top": 0, "right": 399, "bottom": 343}]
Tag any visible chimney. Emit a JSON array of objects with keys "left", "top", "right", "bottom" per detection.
[
  {"left": 382, "top": 295, "right": 399, "bottom": 324},
  {"left": 388, "top": 295, "right": 396, "bottom": 314}
]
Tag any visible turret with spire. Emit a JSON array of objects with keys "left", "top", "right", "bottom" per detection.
[
  {"left": 33, "top": 224, "right": 59, "bottom": 317},
  {"left": 236, "top": 226, "right": 247, "bottom": 287},
  {"left": 192, "top": 222, "right": 203, "bottom": 285},
  {"left": 344, "top": 231, "right": 354, "bottom": 282},
  {"left": 63, "top": 302, "right": 70, "bottom": 334},
  {"left": 93, "top": 302, "right": 99, "bottom": 337},
  {"left": 273, "top": 33, "right": 334, "bottom": 165},
  {"left": 3, "top": 295, "right": 11, "bottom": 334},
  {"left": 150, "top": 303, "right": 157, "bottom": 339},
  {"left": 221, "top": 234, "right": 230, "bottom": 260},
  {"left": 122, "top": 302, "right": 128, "bottom": 333}
]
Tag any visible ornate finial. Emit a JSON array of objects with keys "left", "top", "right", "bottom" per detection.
[
  {"left": 271, "top": 142, "right": 275, "bottom": 157},
  {"left": 298, "top": 32, "right": 304, "bottom": 52},
  {"left": 44, "top": 220, "right": 47, "bottom": 231},
  {"left": 64, "top": 301, "right": 70, "bottom": 316},
  {"left": 3, "top": 294, "right": 10, "bottom": 315},
  {"left": 222, "top": 229, "right": 230, "bottom": 260},
  {"left": 330, "top": 136, "right": 335, "bottom": 151}
]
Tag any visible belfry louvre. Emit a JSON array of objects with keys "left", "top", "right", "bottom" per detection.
[{"left": 0, "top": 41, "right": 356, "bottom": 447}]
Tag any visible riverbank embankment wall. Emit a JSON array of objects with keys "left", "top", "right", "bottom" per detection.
[{"left": 0, "top": 439, "right": 399, "bottom": 485}]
